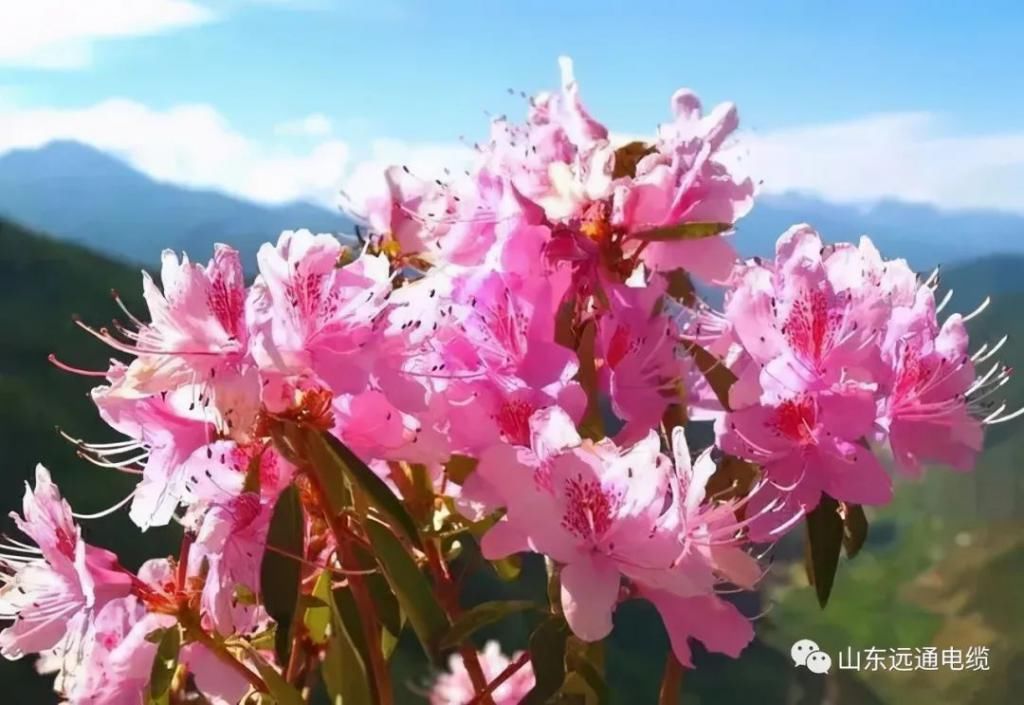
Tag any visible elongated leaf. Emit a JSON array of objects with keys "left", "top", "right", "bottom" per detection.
[
  {"left": 249, "top": 650, "right": 305, "bottom": 705},
  {"left": 365, "top": 521, "right": 450, "bottom": 661},
  {"left": 366, "top": 570, "right": 403, "bottom": 637},
  {"left": 305, "top": 571, "right": 333, "bottom": 645},
  {"left": 633, "top": 221, "right": 732, "bottom": 242},
  {"left": 147, "top": 626, "right": 180, "bottom": 705},
  {"left": 492, "top": 554, "right": 522, "bottom": 582},
  {"left": 804, "top": 495, "right": 844, "bottom": 608},
  {"left": 324, "top": 587, "right": 377, "bottom": 705},
  {"left": 522, "top": 617, "right": 571, "bottom": 705},
  {"left": 440, "top": 600, "right": 537, "bottom": 650},
  {"left": 305, "top": 427, "right": 422, "bottom": 549},
  {"left": 841, "top": 502, "right": 869, "bottom": 558},
  {"left": 260, "top": 484, "right": 305, "bottom": 663},
  {"left": 566, "top": 638, "right": 609, "bottom": 705},
  {"left": 684, "top": 341, "right": 737, "bottom": 410}
]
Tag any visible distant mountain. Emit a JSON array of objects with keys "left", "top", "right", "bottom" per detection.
[
  {"left": 741, "top": 193, "right": 1024, "bottom": 269},
  {"left": 3, "top": 141, "right": 1024, "bottom": 275},
  {"left": 0, "top": 141, "right": 353, "bottom": 270}
]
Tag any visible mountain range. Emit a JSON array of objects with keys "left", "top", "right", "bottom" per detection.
[
  {"left": 2, "top": 141, "right": 1024, "bottom": 273},
  {"left": 0, "top": 141, "right": 353, "bottom": 271}
]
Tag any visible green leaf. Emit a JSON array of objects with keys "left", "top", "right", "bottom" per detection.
[
  {"left": 841, "top": 502, "right": 869, "bottom": 558},
  {"left": 305, "top": 571, "right": 333, "bottom": 645},
  {"left": 260, "top": 484, "right": 305, "bottom": 664},
  {"left": 324, "top": 587, "right": 377, "bottom": 705},
  {"left": 365, "top": 570, "right": 403, "bottom": 638},
  {"left": 364, "top": 521, "right": 450, "bottom": 662},
  {"left": 249, "top": 650, "right": 306, "bottom": 705},
  {"left": 683, "top": 341, "right": 737, "bottom": 410},
  {"left": 147, "top": 626, "right": 180, "bottom": 705},
  {"left": 565, "top": 638, "right": 609, "bottom": 705},
  {"left": 440, "top": 600, "right": 537, "bottom": 650},
  {"left": 492, "top": 554, "right": 522, "bottom": 582},
  {"left": 522, "top": 617, "right": 571, "bottom": 705},
  {"left": 804, "top": 495, "right": 844, "bottom": 608},
  {"left": 303, "top": 426, "right": 422, "bottom": 550},
  {"left": 632, "top": 221, "right": 732, "bottom": 242}
]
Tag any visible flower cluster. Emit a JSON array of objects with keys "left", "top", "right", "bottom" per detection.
[{"left": 3, "top": 59, "right": 1014, "bottom": 704}]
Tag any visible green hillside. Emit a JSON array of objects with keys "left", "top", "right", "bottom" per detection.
[
  {"left": 761, "top": 258, "right": 1024, "bottom": 705},
  {"left": 0, "top": 218, "right": 180, "bottom": 701}
]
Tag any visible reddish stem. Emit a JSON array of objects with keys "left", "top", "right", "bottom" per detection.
[
  {"left": 466, "top": 651, "right": 531, "bottom": 705},
  {"left": 307, "top": 470, "right": 394, "bottom": 705},
  {"left": 423, "top": 540, "right": 494, "bottom": 705}
]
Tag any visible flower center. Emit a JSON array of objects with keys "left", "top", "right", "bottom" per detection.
[
  {"left": 495, "top": 399, "right": 535, "bottom": 446},
  {"left": 772, "top": 397, "right": 817, "bottom": 444},
  {"left": 560, "top": 474, "right": 620, "bottom": 542}
]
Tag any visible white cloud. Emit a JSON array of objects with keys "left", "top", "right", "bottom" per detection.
[
  {"left": 724, "top": 113, "right": 1024, "bottom": 213},
  {"left": 0, "top": 0, "right": 214, "bottom": 68},
  {"left": 2, "top": 98, "right": 1022, "bottom": 216},
  {"left": 274, "top": 113, "right": 334, "bottom": 138},
  {"left": 0, "top": 100, "right": 350, "bottom": 205}
]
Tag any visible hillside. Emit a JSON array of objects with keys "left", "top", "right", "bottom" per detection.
[
  {"left": 761, "top": 253, "right": 1024, "bottom": 705},
  {"left": 0, "top": 142, "right": 354, "bottom": 271},
  {"left": 0, "top": 218, "right": 182, "bottom": 701}
]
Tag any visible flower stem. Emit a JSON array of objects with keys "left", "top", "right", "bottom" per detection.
[
  {"left": 306, "top": 469, "right": 394, "bottom": 705},
  {"left": 185, "top": 620, "right": 268, "bottom": 694},
  {"left": 466, "top": 651, "right": 531, "bottom": 705},
  {"left": 423, "top": 539, "right": 494, "bottom": 705},
  {"left": 658, "top": 652, "right": 685, "bottom": 705}
]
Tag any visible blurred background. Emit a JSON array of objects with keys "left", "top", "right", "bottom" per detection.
[{"left": 1, "top": 1, "right": 1023, "bottom": 702}]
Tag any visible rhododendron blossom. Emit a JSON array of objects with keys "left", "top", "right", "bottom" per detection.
[{"left": 4, "top": 58, "right": 1015, "bottom": 704}]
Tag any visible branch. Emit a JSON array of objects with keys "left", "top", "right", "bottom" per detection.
[{"left": 466, "top": 651, "right": 531, "bottom": 705}]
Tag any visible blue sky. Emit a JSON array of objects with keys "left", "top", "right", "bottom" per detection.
[{"left": 1, "top": 1, "right": 1022, "bottom": 210}]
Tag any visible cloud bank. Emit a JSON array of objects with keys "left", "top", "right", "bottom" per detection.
[
  {"left": 0, "top": 1, "right": 213, "bottom": 68},
  {"left": 1, "top": 98, "right": 1022, "bottom": 215}
]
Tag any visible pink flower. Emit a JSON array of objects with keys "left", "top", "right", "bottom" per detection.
[
  {"left": 612, "top": 90, "right": 753, "bottom": 282},
  {"left": 0, "top": 466, "right": 132, "bottom": 661},
  {"left": 717, "top": 390, "right": 892, "bottom": 538},
  {"left": 478, "top": 410, "right": 671, "bottom": 638},
  {"left": 637, "top": 590, "right": 754, "bottom": 668},
  {"left": 77, "top": 245, "right": 249, "bottom": 396},
  {"left": 250, "top": 229, "right": 391, "bottom": 399},
  {"left": 184, "top": 440, "right": 293, "bottom": 635},
  {"left": 878, "top": 287, "right": 984, "bottom": 474},
  {"left": 598, "top": 278, "right": 686, "bottom": 444},
  {"left": 91, "top": 376, "right": 216, "bottom": 529},
  {"left": 478, "top": 416, "right": 758, "bottom": 664},
  {"left": 431, "top": 641, "right": 535, "bottom": 705},
  {"left": 60, "top": 593, "right": 175, "bottom": 705},
  {"left": 726, "top": 225, "right": 884, "bottom": 397}
]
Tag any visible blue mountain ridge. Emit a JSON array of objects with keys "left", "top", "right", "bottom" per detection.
[{"left": 2, "top": 140, "right": 1023, "bottom": 272}]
